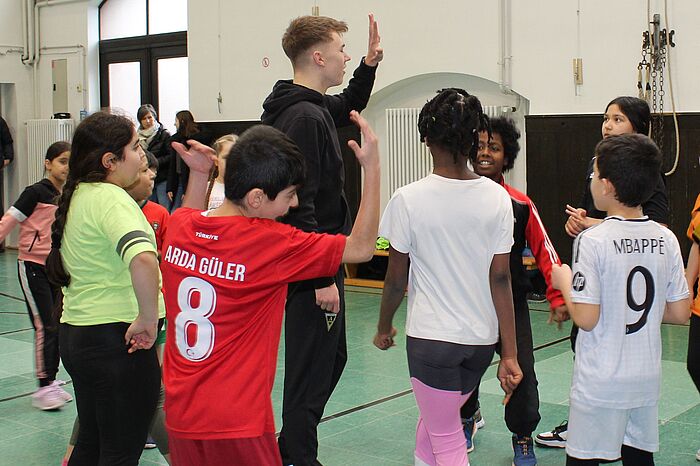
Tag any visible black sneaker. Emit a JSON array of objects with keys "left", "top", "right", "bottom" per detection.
[
  {"left": 534, "top": 420, "right": 567, "bottom": 448},
  {"left": 527, "top": 292, "right": 547, "bottom": 303}
]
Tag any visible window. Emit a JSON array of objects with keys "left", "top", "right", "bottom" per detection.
[
  {"left": 100, "top": 0, "right": 147, "bottom": 40},
  {"left": 157, "top": 57, "right": 189, "bottom": 133},
  {"left": 99, "top": 0, "right": 186, "bottom": 40},
  {"left": 107, "top": 62, "right": 142, "bottom": 117},
  {"left": 149, "top": 0, "right": 188, "bottom": 35},
  {"left": 99, "top": 0, "right": 188, "bottom": 132}
]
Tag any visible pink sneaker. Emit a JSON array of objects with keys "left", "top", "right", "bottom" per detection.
[
  {"left": 31, "top": 385, "right": 66, "bottom": 410},
  {"left": 50, "top": 380, "right": 73, "bottom": 403}
]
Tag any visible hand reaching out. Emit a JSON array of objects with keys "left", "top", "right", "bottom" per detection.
[
  {"left": 171, "top": 140, "right": 217, "bottom": 175},
  {"left": 347, "top": 111, "right": 379, "bottom": 170}
]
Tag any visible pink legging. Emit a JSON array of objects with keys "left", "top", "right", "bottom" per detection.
[{"left": 412, "top": 377, "right": 473, "bottom": 466}]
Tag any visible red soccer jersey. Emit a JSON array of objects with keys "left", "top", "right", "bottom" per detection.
[
  {"left": 141, "top": 200, "right": 170, "bottom": 255},
  {"left": 161, "top": 208, "right": 346, "bottom": 440}
]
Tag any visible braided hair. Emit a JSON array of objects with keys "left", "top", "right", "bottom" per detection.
[
  {"left": 46, "top": 112, "right": 135, "bottom": 287},
  {"left": 417, "top": 88, "right": 490, "bottom": 163}
]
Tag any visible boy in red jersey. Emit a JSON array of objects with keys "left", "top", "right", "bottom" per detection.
[
  {"left": 128, "top": 151, "right": 169, "bottom": 255},
  {"left": 161, "top": 111, "right": 379, "bottom": 466}
]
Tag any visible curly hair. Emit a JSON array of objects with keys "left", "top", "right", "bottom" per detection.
[
  {"left": 470, "top": 116, "right": 520, "bottom": 172},
  {"left": 417, "top": 88, "right": 489, "bottom": 163}
]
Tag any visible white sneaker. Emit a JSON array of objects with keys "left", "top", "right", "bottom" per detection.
[
  {"left": 535, "top": 420, "right": 567, "bottom": 448},
  {"left": 474, "top": 407, "right": 485, "bottom": 429},
  {"left": 32, "top": 385, "right": 66, "bottom": 410},
  {"left": 50, "top": 381, "right": 73, "bottom": 403},
  {"left": 695, "top": 448, "right": 700, "bottom": 461}
]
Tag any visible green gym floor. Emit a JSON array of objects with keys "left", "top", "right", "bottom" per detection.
[{"left": 0, "top": 249, "right": 698, "bottom": 465}]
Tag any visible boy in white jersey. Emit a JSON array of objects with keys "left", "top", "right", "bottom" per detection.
[{"left": 550, "top": 134, "right": 689, "bottom": 466}]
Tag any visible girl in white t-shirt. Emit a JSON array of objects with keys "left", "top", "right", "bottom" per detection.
[
  {"left": 206, "top": 134, "right": 238, "bottom": 210},
  {"left": 373, "top": 88, "right": 523, "bottom": 466}
]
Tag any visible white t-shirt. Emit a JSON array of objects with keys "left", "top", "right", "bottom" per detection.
[
  {"left": 570, "top": 216, "right": 689, "bottom": 409},
  {"left": 379, "top": 174, "right": 514, "bottom": 345},
  {"left": 208, "top": 181, "right": 225, "bottom": 210}
]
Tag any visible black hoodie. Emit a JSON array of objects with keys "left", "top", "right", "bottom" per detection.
[{"left": 261, "top": 59, "right": 376, "bottom": 287}]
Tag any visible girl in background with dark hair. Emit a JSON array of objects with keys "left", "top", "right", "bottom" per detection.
[
  {"left": 167, "top": 110, "right": 212, "bottom": 211},
  {"left": 137, "top": 104, "right": 171, "bottom": 209},
  {"left": 564, "top": 96, "right": 668, "bottom": 237},
  {"left": 536, "top": 96, "right": 669, "bottom": 450},
  {"left": 0, "top": 141, "right": 71, "bottom": 410},
  {"left": 47, "top": 112, "right": 163, "bottom": 465},
  {"left": 373, "top": 88, "right": 522, "bottom": 466}
]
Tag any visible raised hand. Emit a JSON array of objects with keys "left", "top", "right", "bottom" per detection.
[
  {"left": 364, "top": 13, "right": 383, "bottom": 66},
  {"left": 172, "top": 140, "right": 217, "bottom": 175},
  {"left": 347, "top": 110, "right": 379, "bottom": 169}
]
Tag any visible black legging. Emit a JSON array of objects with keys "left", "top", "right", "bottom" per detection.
[
  {"left": 566, "top": 444, "right": 654, "bottom": 466},
  {"left": 461, "top": 297, "right": 540, "bottom": 436},
  {"left": 687, "top": 314, "right": 700, "bottom": 392},
  {"left": 60, "top": 322, "right": 160, "bottom": 466},
  {"left": 18, "top": 260, "right": 60, "bottom": 386}
]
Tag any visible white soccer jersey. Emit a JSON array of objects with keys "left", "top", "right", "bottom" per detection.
[
  {"left": 379, "top": 175, "right": 514, "bottom": 345},
  {"left": 570, "top": 216, "right": 688, "bottom": 409}
]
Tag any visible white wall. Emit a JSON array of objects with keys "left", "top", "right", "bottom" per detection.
[
  {"left": 0, "top": 0, "right": 697, "bottom": 239},
  {"left": 188, "top": 0, "right": 696, "bottom": 120},
  {"left": 187, "top": 0, "right": 696, "bottom": 204}
]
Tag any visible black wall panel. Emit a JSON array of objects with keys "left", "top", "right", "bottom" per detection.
[{"left": 526, "top": 114, "right": 700, "bottom": 264}]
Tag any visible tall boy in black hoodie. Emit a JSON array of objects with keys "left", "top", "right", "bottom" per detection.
[{"left": 261, "top": 13, "right": 383, "bottom": 466}]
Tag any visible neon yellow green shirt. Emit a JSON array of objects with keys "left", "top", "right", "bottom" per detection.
[{"left": 60, "top": 182, "right": 165, "bottom": 325}]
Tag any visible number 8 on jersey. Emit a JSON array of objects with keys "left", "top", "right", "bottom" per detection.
[{"left": 175, "top": 276, "right": 217, "bottom": 361}]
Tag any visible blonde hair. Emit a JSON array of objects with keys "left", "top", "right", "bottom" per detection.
[
  {"left": 213, "top": 134, "right": 238, "bottom": 156},
  {"left": 206, "top": 134, "right": 238, "bottom": 206}
]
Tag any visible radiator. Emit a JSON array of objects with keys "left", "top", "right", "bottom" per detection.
[
  {"left": 26, "top": 119, "right": 75, "bottom": 184},
  {"left": 385, "top": 106, "right": 513, "bottom": 196}
]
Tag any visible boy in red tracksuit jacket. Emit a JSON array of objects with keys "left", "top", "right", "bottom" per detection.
[{"left": 463, "top": 117, "right": 568, "bottom": 466}]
